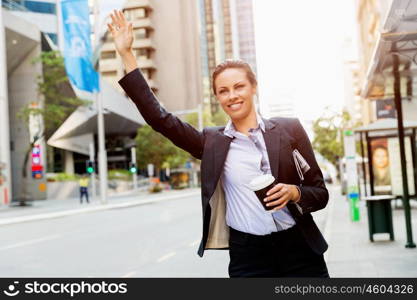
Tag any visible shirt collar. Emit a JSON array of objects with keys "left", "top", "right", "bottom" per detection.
[{"left": 224, "top": 113, "right": 265, "bottom": 138}]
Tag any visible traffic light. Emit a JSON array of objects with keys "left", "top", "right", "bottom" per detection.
[
  {"left": 86, "top": 160, "right": 95, "bottom": 174},
  {"left": 129, "top": 162, "right": 137, "bottom": 174}
]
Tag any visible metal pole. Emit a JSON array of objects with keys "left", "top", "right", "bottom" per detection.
[
  {"left": 392, "top": 44, "right": 415, "bottom": 248},
  {"left": 56, "top": 0, "right": 64, "bottom": 52},
  {"left": 366, "top": 132, "right": 375, "bottom": 196},
  {"left": 412, "top": 129, "right": 417, "bottom": 197},
  {"left": 131, "top": 147, "right": 137, "bottom": 190},
  {"left": 96, "top": 93, "right": 107, "bottom": 204},
  {"left": 0, "top": 10, "right": 12, "bottom": 204},
  {"left": 359, "top": 132, "right": 368, "bottom": 197},
  {"left": 89, "top": 142, "right": 97, "bottom": 200},
  {"left": 93, "top": 0, "right": 107, "bottom": 204}
]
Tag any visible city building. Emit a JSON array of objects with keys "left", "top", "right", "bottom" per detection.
[
  {"left": 230, "top": 0, "right": 257, "bottom": 74},
  {"left": 3, "top": 0, "right": 58, "bottom": 43},
  {"left": 199, "top": 0, "right": 258, "bottom": 115},
  {"left": 98, "top": 0, "right": 203, "bottom": 113},
  {"left": 356, "top": 0, "right": 417, "bottom": 124},
  {"left": 1, "top": 1, "right": 48, "bottom": 202}
]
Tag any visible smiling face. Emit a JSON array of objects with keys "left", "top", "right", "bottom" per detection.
[{"left": 214, "top": 68, "right": 257, "bottom": 121}]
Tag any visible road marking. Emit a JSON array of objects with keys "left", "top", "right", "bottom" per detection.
[
  {"left": 157, "top": 252, "right": 176, "bottom": 263},
  {"left": 0, "top": 234, "right": 61, "bottom": 251},
  {"left": 189, "top": 239, "right": 200, "bottom": 247},
  {"left": 122, "top": 271, "right": 137, "bottom": 278}
]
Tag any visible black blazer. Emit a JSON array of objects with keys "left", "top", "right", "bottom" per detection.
[{"left": 119, "top": 69, "right": 329, "bottom": 257}]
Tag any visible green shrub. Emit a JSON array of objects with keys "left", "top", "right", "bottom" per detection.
[
  {"left": 108, "top": 169, "right": 132, "bottom": 181},
  {"left": 48, "top": 173, "right": 80, "bottom": 182}
]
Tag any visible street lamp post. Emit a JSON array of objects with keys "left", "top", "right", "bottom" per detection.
[
  {"left": 93, "top": 0, "right": 108, "bottom": 204},
  {"left": 392, "top": 42, "right": 415, "bottom": 248}
]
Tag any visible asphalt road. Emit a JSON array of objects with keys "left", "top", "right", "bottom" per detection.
[{"left": 0, "top": 190, "right": 328, "bottom": 277}]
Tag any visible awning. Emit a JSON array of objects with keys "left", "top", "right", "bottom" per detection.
[
  {"left": 48, "top": 78, "right": 145, "bottom": 155},
  {"left": 355, "top": 118, "right": 417, "bottom": 132},
  {"left": 361, "top": 0, "right": 417, "bottom": 100}
]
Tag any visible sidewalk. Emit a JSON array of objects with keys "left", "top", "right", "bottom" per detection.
[
  {"left": 0, "top": 188, "right": 201, "bottom": 226},
  {"left": 325, "top": 185, "right": 417, "bottom": 277}
]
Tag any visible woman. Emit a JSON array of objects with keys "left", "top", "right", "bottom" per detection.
[{"left": 108, "top": 10, "right": 330, "bottom": 278}]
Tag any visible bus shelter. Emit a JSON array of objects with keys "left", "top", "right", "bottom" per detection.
[
  {"left": 355, "top": 118, "right": 417, "bottom": 199},
  {"left": 355, "top": 119, "right": 417, "bottom": 242}
]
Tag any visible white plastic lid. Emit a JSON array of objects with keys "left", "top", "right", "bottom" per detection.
[{"left": 247, "top": 174, "right": 275, "bottom": 191}]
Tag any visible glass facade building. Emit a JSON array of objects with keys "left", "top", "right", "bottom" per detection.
[{"left": 2, "top": 0, "right": 56, "bottom": 14}]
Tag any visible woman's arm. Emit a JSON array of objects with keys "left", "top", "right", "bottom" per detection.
[
  {"left": 108, "top": 10, "right": 204, "bottom": 159},
  {"left": 293, "top": 119, "right": 329, "bottom": 214}
]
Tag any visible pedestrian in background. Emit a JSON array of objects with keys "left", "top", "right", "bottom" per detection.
[
  {"left": 108, "top": 10, "right": 329, "bottom": 278},
  {"left": 79, "top": 174, "right": 90, "bottom": 204}
]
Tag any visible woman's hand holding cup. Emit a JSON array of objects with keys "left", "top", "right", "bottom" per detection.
[
  {"left": 248, "top": 174, "right": 300, "bottom": 212},
  {"left": 264, "top": 183, "right": 300, "bottom": 212}
]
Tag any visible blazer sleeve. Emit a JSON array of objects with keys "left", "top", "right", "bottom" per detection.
[
  {"left": 293, "top": 119, "right": 329, "bottom": 214},
  {"left": 118, "top": 68, "right": 204, "bottom": 160}
]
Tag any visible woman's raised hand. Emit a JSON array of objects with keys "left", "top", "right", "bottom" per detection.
[{"left": 107, "top": 10, "right": 133, "bottom": 57}]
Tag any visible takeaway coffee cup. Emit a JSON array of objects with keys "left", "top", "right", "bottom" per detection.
[{"left": 248, "top": 174, "right": 277, "bottom": 212}]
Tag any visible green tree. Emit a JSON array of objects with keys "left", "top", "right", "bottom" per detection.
[
  {"left": 135, "top": 125, "right": 189, "bottom": 175},
  {"left": 312, "top": 109, "right": 361, "bottom": 168},
  {"left": 212, "top": 109, "right": 229, "bottom": 126},
  {"left": 17, "top": 51, "right": 87, "bottom": 201}
]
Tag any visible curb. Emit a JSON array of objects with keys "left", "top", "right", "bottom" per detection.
[{"left": 0, "top": 190, "right": 200, "bottom": 227}]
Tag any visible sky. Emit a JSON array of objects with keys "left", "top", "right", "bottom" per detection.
[{"left": 253, "top": 0, "right": 358, "bottom": 122}]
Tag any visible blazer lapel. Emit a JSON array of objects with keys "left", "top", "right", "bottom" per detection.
[
  {"left": 262, "top": 118, "right": 281, "bottom": 180},
  {"left": 213, "top": 131, "right": 233, "bottom": 183}
]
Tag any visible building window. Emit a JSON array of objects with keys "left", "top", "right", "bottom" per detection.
[
  {"left": 141, "top": 68, "right": 153, "bottom": 80},
  {"left": 45, "top": 33, "right": 57, "bottom": 44},
  {"left": 135, "top": 28, "right": 148, "bottom": 39},
  {"left": 124, "top": 8, "right": 147, "bottom": 20},
  {"left": 101, "top": 51, "right": 116, "bottom": 59},
  {"left": 135, "top": 48, "right": 150, "bottom": 60},
  {"left": 135, "top": 8, "right": 147, "bottom": 19},
  {"left": 23, "top": 1, "right": 56, "bottom": 14}
]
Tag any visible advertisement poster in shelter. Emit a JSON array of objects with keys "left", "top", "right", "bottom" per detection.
[
  {"left": 370, "top": 137, "right": 415, "bottom": 196},
  {"left": 387, "top": 137, "right": 415, "bottom": 196},
  {"left": 371, "top": 138, "right": 392, "bottom": 195}
]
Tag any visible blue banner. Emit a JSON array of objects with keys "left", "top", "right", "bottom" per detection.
[{"left": 61, "top": 0, "right": 100, "bottom": 93}]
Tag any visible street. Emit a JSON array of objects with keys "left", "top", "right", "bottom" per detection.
[{"left": 0, "top": 189, "right": 329, "bottom": 277}]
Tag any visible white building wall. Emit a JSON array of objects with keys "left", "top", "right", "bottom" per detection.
[
  {"left": 9, "top": 11, "right": 57, "bottom": 34},
  {"left": 8, "top": 45, "right": 47, "bottom": 200},
  {"left": 0, "top": 9, "right": 12, "bottom": 204}
]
